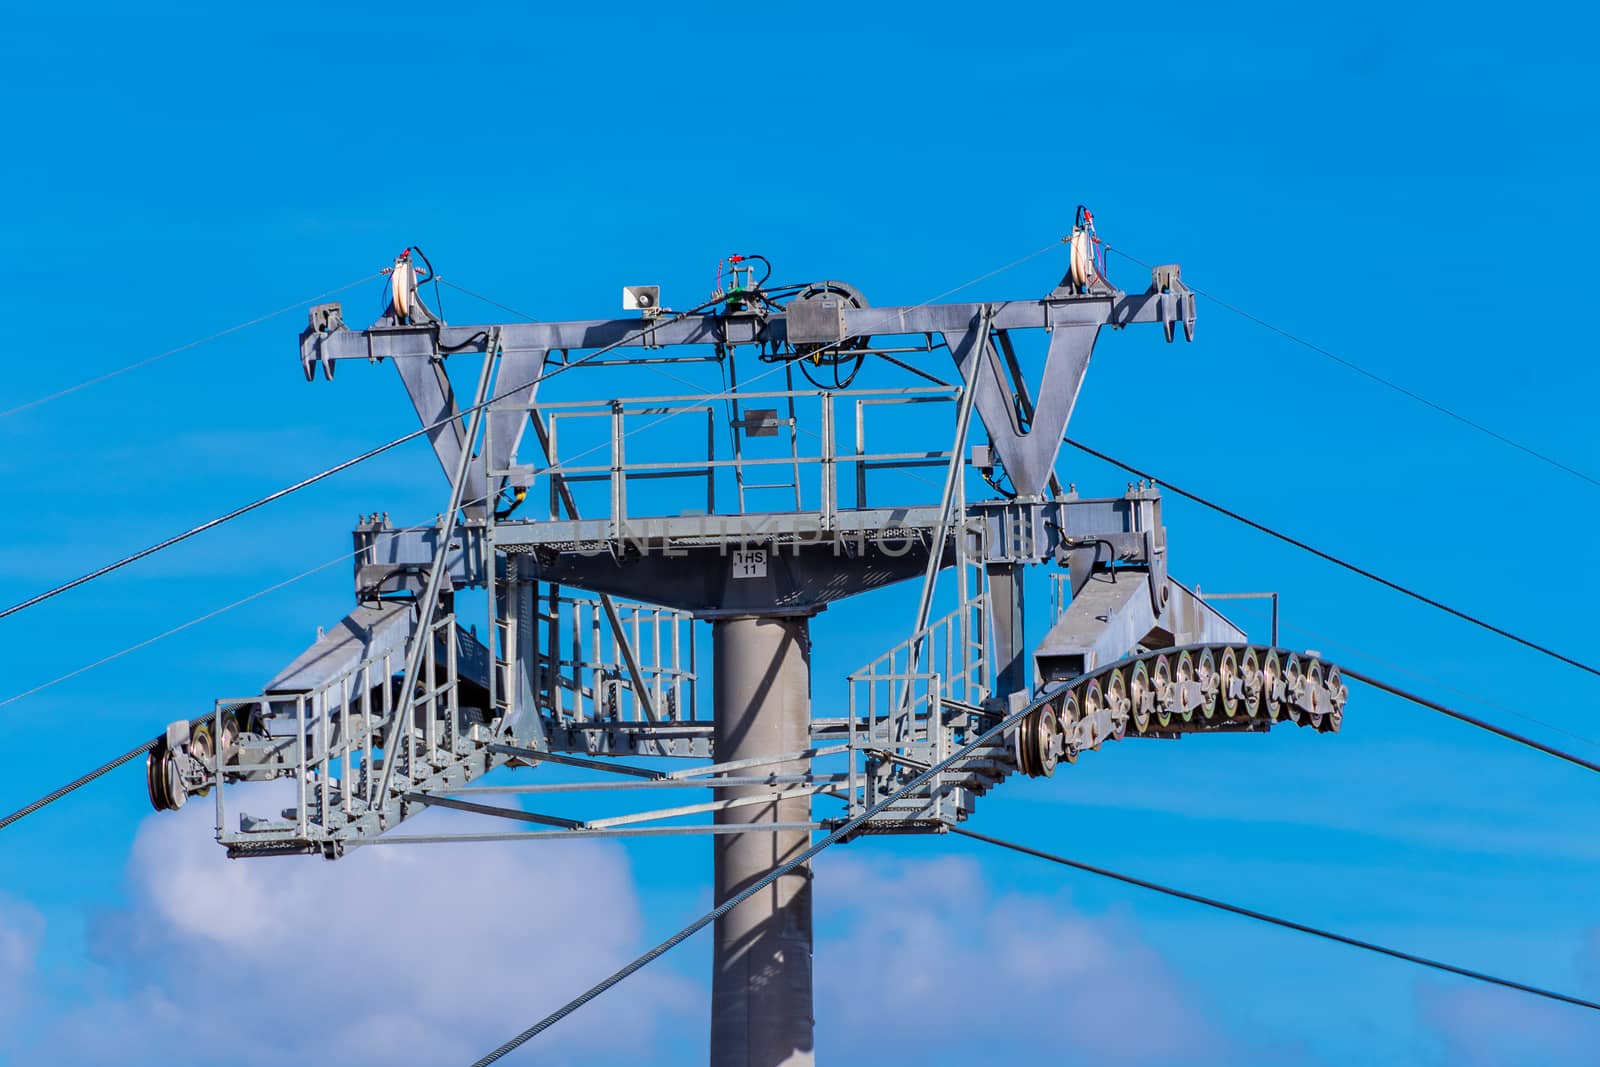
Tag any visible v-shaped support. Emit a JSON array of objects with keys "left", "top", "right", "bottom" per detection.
[
  {"left": 948, "top": 323, "right": 1099, "bottom": 499},
  {"left": 393, "top": 346, "right": 549, "bottom": 516}
]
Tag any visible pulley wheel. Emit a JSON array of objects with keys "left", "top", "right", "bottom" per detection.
[
  {"left": 1261, "top": 649, "right": 1283, "bottom": 721},
  {"left": 188, "top": 722, "right": 215, "bottom": 798},
  {"left": 1283, "top": 655, "right": 1304, "bottom": 724},
  {"left": 1173, "top": 651, "right": 1195, "bottom": 723},
  {"left": 1151, "top": 655, "right": 1173, "bottom": 728},
  {"left": 1325, "top": 665, "right": 1348, "bottom": 729},
  {"left": 1302, "top": 662, "right": 1326, "bottom": 730},
  {"left": 1216, "top": 647, "right": 1240, "bottom": 719},
  {"left": 1128, "top": 659, "right": 1152, "bottom": 734},
  {"left": 1081, "top": 679, "right": 1105, "bottom": 750},
  {"left": 1239, "top": 646, "right": 1263, "bottom": 718},
  {"left": 1036, "top": 705, "right": 1060, "bottom": 777},
  {"left": 1059, "top": 691, "right": 1081, "bottom": 764},
  {"left": 1195, "top": 649, "right": 1218, "bottom": 721},
  {"left": 1105, "top": 669, "right": 1129, "bottom": 741}
]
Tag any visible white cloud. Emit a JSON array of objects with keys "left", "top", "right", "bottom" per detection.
[
  {"left": 3, "top": 802, "right": 1308, "bottom": 1066},
  {"left": 1415, "top": 934, "right": 1600, "bottom": 1067},
  {"left": 813, "top": 852, "right": 1229, "bottom": 1065},
  {"left": 0, "top": 894, "right": 44, "bottom": 1029},
  {"left": 10, "top": 798, "right": 699, "bottom": 1067}
]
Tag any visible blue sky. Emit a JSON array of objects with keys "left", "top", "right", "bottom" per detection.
[{"left": 2, "top": 2, "right": 1598, "bottom": 1064}]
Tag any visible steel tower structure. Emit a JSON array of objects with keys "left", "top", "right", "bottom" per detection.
[{"left": 145, "top": 228, "right": 1348, "bottom": 1066}]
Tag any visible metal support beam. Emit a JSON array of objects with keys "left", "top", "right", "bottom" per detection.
[
  {"left": 989, "top": 562, "right": 1028, "bottom": 698},
  {"left": 374, "top": 337, "right": 499, "bottom": 806},
  {"left": 711, "top": 615, "right": 815, "bottom": 1067},
  {"left": 954, "top": 316, "right": 1096, "bottom": 499},
  {"left": 901, "top": 307, "right": 991, "bottom": 688}
]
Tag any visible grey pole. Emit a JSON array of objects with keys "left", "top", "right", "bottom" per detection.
[{"left": 711, "top": 615, "right": 815, "bottom": 1067}]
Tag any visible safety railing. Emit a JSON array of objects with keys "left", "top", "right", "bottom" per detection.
[
  {"left": 214, "top": 613, "right": 485, "bottom": 848},
  {"left": 490, "top": 386, "right": 961, "bottom": 528},
  {"left": 843, "top": 596, "right": 990, "bottom": 821},
  {"left": 537, "top": 590, "right": 699, "bottom": 726}
]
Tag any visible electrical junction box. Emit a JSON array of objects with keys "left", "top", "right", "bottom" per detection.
[{"left": 785, "top": 296, "right": 849, "bottom": 345}]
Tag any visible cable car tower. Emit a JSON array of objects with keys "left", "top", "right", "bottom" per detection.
[{"left": 145, "top": 217, "right": 1349, "bottom": 1067}]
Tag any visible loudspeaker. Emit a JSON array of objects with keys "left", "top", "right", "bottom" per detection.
[{"left": 622, "top": 285, "right": 661, "bottom": 314}]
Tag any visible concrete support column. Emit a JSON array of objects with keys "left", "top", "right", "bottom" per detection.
[{"left": 710, "top": 615, "right": 815, "bottom": 1067}]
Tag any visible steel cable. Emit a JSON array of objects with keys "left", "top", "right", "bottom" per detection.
[
  {"left": 0, "top": 273, "right": 383, "bottom": 420},
  {"left": 952, "top": 826, "right": 1600, "bottom": 1014},
  {"left": 1344, "top": 668, "right": 1600, "bottom": 775},
  {"left": 1064, "top": 438, "right": 1600, "bottom": 679},
  {"left": 1218, "top": 599, "right": 1600, "bottom": 752},
  {"left": 465, "top": 681, "right": 1064, "bottom": 1066},
  {"left": 1106, "top": 247, "right": 1600, "bottom": 492},
  {"left": 0, "top": 550, "right": 360, "bottom": 710},
  {"left": 0, "top": 734, "right": 167, "bottom": 832},
  {"left": 0, "top": 491, "right": 503, "bottom": 832}
]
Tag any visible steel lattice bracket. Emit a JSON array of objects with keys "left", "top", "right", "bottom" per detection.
[{"left": 835, "top": 643, "right": 1348, "bottom": 834}]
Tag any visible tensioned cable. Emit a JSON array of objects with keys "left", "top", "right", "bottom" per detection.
[
  {"left": 1343, "top": 668, "right": 1600, "bottom": 776},
  {"left": 1220, "top": 599, "right": 1600, "bottom": 752},
  {"left": 465, "top": 681, "right": 1060, "bottom": 1067},
  {"left": 466, "top": 649, "right": 1600, "bottom": 1067},
  {"left": 438, "top": 278, "right": 543, "bottom": 323},
  {"left": 0, "top": 549, "right": 359, "bottom": 709},
  {"left": 0, "top": 728, "right": 183, "bottom": 832},
  {"left": 0, "top": 242, "right": 1062, "bottom": 625},
  {"left": 1107, "top": 248, "right": 1600, "bottom": 491},
  {"left": 1065, "top": 438, "right": 1600, "bottom": 679},
  {"left": 0, "top": 486, "right": 511, "bottom": 832},
  {"left": 0, "top": 273, "right": 383, "bottom": 420},
  {"left": 951, "top": 826, "right": 1600, "bottom": 1014}
]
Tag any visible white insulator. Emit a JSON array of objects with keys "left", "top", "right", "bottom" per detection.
[
  {"left": 1068, "top": 227, "right": 1097, "bottom": 290},
  {"left": 391, "top": 260, "right": 414, "bottom": 321}
]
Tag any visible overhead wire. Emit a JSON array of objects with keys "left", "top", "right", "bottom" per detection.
[
  {"left": 464, "top": 647, "right": 1600, "bottom": 1066},
  {"left": 1107, "top": 247, "right": 1600, "bottom": 492},
  {"left": 0, "top": 273, "right": 382, "bottom": 420},
  {"left": 1217, "top": 598, "right": 1600, "bottom": 753},
  {"left": 0, "top": 241, "right": 1063, "bottom": 625},
  {"left": 0, "top": 486, "right": 506, "bottom": 831},
  {"left": 1342, "top": 668, "right": 1600, "bottom": 776},
  {"left": 465, "top": 680, "right": 1063, "bottom": 1067},
  {"left": 1064, "top": 437, "right": 1600, "bottom": 680},
  {"left": 0, "top": 549, "right": 359, "bottom": 709},
  {"left": 950, "top": 826, "right": 1600, "bottom": 1015},
  {"left": 0, "top": 728, "right": 178, "bottom": 833},
  {"left": 439, "top": 278, "right": 542, "bottom": 323}
]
